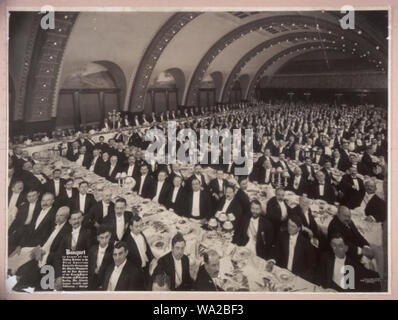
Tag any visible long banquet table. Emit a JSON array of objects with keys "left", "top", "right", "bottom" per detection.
[{"left": 21, "top": 152, "right": 382, "bottom": 292}]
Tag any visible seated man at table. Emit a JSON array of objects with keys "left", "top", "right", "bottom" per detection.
[
  {"left": 88, "top": 188, "right": 115, "bottom": 228},
  {"left": 286, "top": 167, "right": 308, "bottom": 196},
  {"left": 308, "top": 171, "right": 336, "bottom": 205},
  {"left": 317, "top": 233, "right": 381, "bottom": 292},
  {"left": 105, "top": 155, "right": 122, "bottom": 183},
  {"left": 103, "top": 198, "right": 133, "bottom": 243},
  {"left": 88, "top": 225, "right": 114, "bottom": 290},
  {"left": 166, "top": 175, "right": 187, "bottom": 217},
  {"left": 236, "top": 200, "right": 274, "bottom": 260},
  {"left": 358, "top": 179, "right": 386, "bottom": 223},
  {"left": 123, "top": 215, "right": 153, "bottom": 285},
  {"left": 152, "top": 233, "right": 193, "bottom": 291},
  {"left": 339, "top": 166, "right": 366, "bottom": 209},
  {"left": 327, "top": 206, "right": 375, "bottom": 267},
  {"left": 266, "top": 187, "right": 290, "bottom": 244},
  {"left": 209, "top": 169, "right": 228, "bottom": 207},
  {"left": 290, "top": 195, "right": 319, "bottom": 242},
  {"left": 133, "top": 164, "right": 156, "bottom": 199},
  {"left": 152, "top": 170, "right": 172, "bottom": 206},
  {"left": 186, "top": 178, "right": 213, "bottom": 221},
  {"left": 255, "top": 159, "right": 273, "bottom": 185},
  {"left": 270, "top": 214, "right": 317, "bottom": 283},
  {"left": 195, "top": 250, "right": 224, "bottom": 291},
  {"left": 75, "top": 146, "right": 92, "bottom": 169},
  {"left": 102, "top": 241, "right": 146, "bottom": 291}
]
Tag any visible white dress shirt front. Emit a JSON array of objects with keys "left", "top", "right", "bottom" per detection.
[
  {"left": 171, "top": 187, "right": 180, "bottom": 203},
  {"left": 221, "top": 199, "right": 232, "bottom": 213},
  {"left": 107, "top": 259, "right": 127, "bottom": 291},
  {"left": 153, "top": 181, "right": 165, "bottom": 203},
  {"left": 79, "top": 194, "right": 87, "bottom": 213},
  {"left": 53, "top": 179, "right": 60, "bottom": 196},
  {"left": 102, "top": 201, "right": 109, "bottom": 219},
  {"left": 96, "top": 244, "right": 109, "bottom": 270},
  {"left": 127, "top": 164, "right": 135, "bottom": 177},
  {"left": 332, "top": 256, "right": 346, "bottom": 289},
  {"left": 278, "top": 200, "right": 288, "bottom": 220},
  {"left": 115, "top": 214, "right": 125, "bottom": 241},
  {"left": 25, "top": 202, "right": 37, "bottom": 225},
  {"left": 138, "top": 174, "right": 147, "bottom": 195},
  {"left": 287, "top": 233, "right": 299, "bottom": 271},
  {"left": 9, "top": 192, "right": 20, "bottom": 210},
  {"left": 71, "top": 225, "right": 81, "bottom": 250},
  {"left": 131, "top": 232, "right": 148, "bottom": 268},
  {"left": 191, "top": 191, "right": 200, "bottom": 217},
  {"left": 173, "top": 256, "right": 183, "bottom": 288},
  {"left": 35, "top": 207, "right": 51, "bottom": 230}
]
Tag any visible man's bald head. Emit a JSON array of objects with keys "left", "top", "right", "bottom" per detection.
[
  {"left": 337, "top": 205, "right": 351, "bottom": 226},
  {"left": 55, "top": 206, "right": 70, "bottom": 224}
]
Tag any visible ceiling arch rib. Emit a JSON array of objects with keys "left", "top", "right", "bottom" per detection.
[
  {"left": 221, "top": 31, "right": 354, "bottom": 102},
  {"left": 184, "top": 14, "right": 386, "bottom": 107},
  {"left": 245, "top": 44, "right": 359, "bottom": 99},
  {"left": 128, "top": 12, "right": 201, "bottom": 112}
]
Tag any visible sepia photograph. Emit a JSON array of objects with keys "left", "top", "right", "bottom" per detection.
[{"left": 5, "top": 6, "right": 389, "bottom": 296}]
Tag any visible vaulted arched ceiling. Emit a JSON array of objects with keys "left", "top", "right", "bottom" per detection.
[{"left": 54, "top": 10, "right": 387, "bottom": 114}]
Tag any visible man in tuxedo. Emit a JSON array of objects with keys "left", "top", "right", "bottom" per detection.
[
  {"left": 106, "top": 155, "right": 122, "bottom": 183},
  {"left": 166, "top": 175, "right": 187, "bottom": 216},
  {"left": 54, "top": 210, "right": 93, "bottom": 285},
  {"left": 152, "top": 170, "right": 172, "bottom": 206},
  {"left": 71, "top": 181, "right": 96, "bottom": 218},
  {"left": 152, "top": 233, "right": 193, "bottom": 291},
  {"left": 114, "top": 128, "right": 125, "bottom": 143},
  {"left": 58, "top": 178, "right": 78, "bottom": 208},
  {"left": 318, "top": 233, "right": 381, "bottom": 292},
  {"left": 8, "top": 189, "right": 40, "bottom": 254},
  {"left": 339, "top": 167, "right": 366, "bottom": 209},
  {"left": 308, "top": 171, "right": 336, "bottom": 204},
  {"left": 103, "top": 198, "right": 133, "bottom": 243},
  {"left": 287, "top": 167, "right": 308, "bottom": 196},
  {"left": 102, "top": 241, "right": 146, "bottom": 291},
  {"left": 359, "top": 179, "right": 386, "bottom": 223},
  {"left": 88, "top": 148, "right": 103, "bottom": 175},
  {"left": 195, "top": 250, "right": 224, "bottom": 291},
  {"left": 237, "top": 200, "right": 275, "bottom": 260},
  {"left": 185, "top": 164, "right": 208, "bottom": 192},
  {"left": 327, "top": 206, "right": 374, "bottom": 263},
  {"left": 17, "top": 192, "right": 57, "bottom": 250},
  {"left": 186, "top": 178, "right": 213, "bottom": 221},
  {"left": 88, "top": 226, "right": 114, "bottom": 290},
  {"left": 359, "top": 146, "right": 378, "bottom": 177},
  {"left": 300, "top": 157, "right": 316, "bottom": 182},
  {"left": 87, "top": 190, "right": 114, "bottom": 231},
  {"left": 312, "top": 148, "right": 325, "bottom": 166},
  {"left": 45, "top": 169, "right": 66, "bottom": 202},
  {"left": 266, "top": 188, "right": 290, "bottom": 244},
  {"left": 166, "top": 163, "right": 185, "bottom": 186},
  {"left": 94, "top": 136, "right": 109, "bottom": 153},
  {"left": 75, "top": 146, "right": 92, "bottom": 169},
  {"left": 235, "top": 177, "right": 251, "bottom": 218},
  {"left": 8, "top": 180, "right": 26, "bottom": 213},
  {"left": 331, "top": 149, "right": 349, "bottom": 172},
  {"left": 123, "top": 215, "right": 153, "bottom": 285},
  {"left": 133, "top": 164, "right": 156, "bottom": 199},
  {"left": 217, "top": 186, "right": 243, "bottom": 241},
  {"left": 290, "top": 144, "right": 304, "bottom": 162},
  {"left": 270, "top": 214, "right": 317, "bottom": 283},
  {"left": 209, "top": 169, "right": 228, "bottom": 207},
  {"left": 340, "top": 141, "right": 352, "bottom": 171},
  {"left": 290, "top": 195, "right": 319, "bottom": 241},
  {"left": 39, "top": 206, "right": 72, "bottom": 267},
  {"left": 66, "top": 141, "right": 80, "bottom": 161},
  {"left": 255, "top": 159, "right": 273, "bottom": 185},
  {"left": 124, "top": 154, "right": 140, "bottom": 180}
]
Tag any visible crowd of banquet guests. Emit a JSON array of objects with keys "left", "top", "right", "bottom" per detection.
[{"left": 8, "top": 102, "right": 387, "bottom": 292}]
